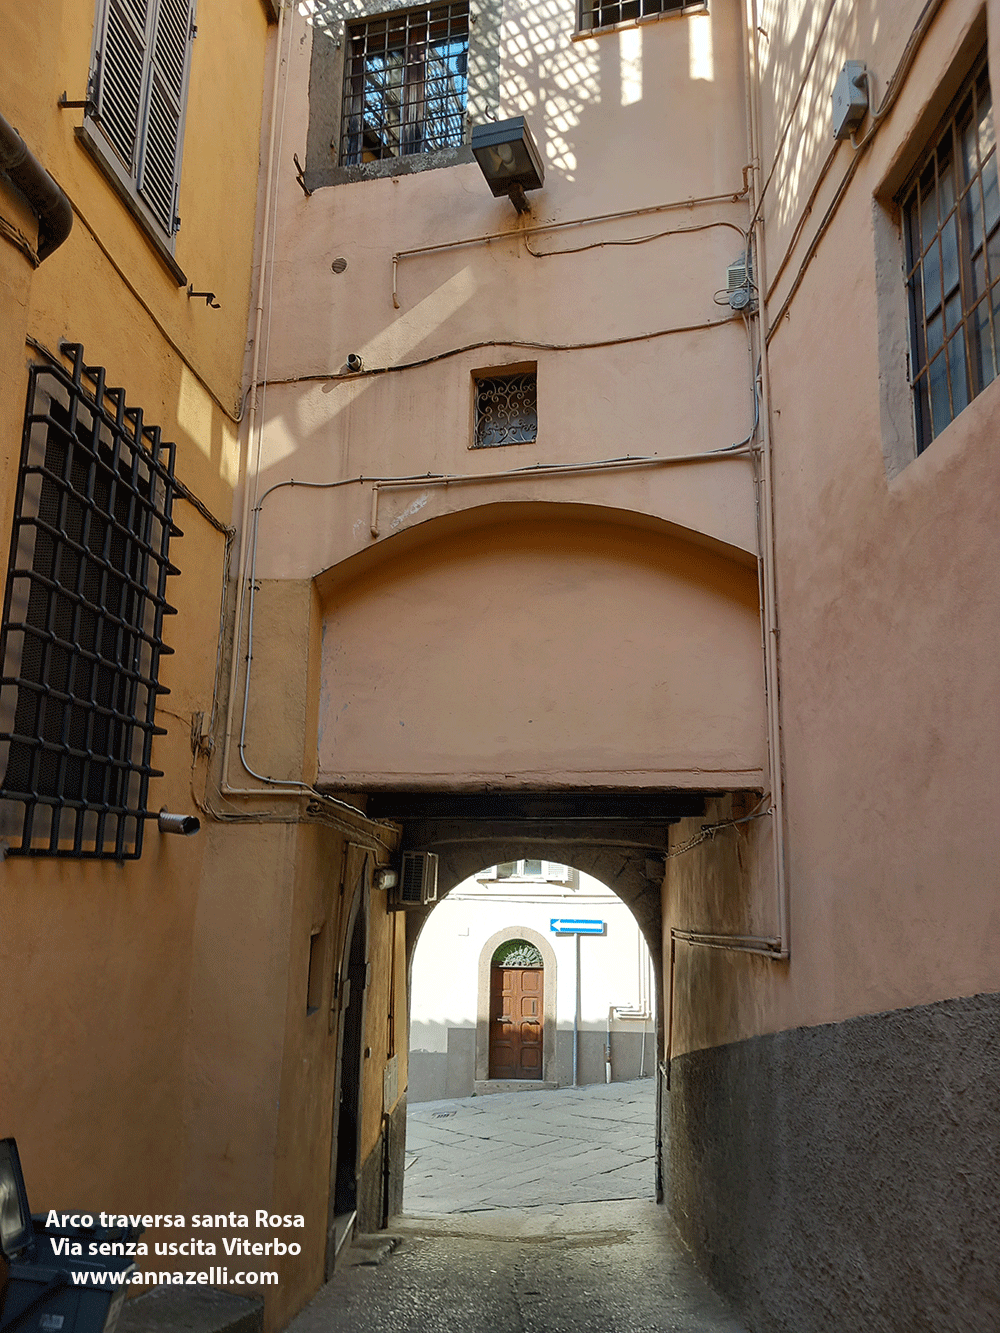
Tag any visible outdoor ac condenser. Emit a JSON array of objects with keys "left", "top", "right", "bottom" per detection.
[{"left": 391, "top": 851, "right": 439, "bottom": 908}]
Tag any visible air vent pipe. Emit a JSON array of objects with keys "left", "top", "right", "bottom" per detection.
[{"left": 0, "top": 111, "right": 73, "bottom": 260}]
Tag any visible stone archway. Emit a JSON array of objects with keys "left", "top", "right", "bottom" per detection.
[{"left": 476, "top": 924, "right": 559, "bottom": 1091}]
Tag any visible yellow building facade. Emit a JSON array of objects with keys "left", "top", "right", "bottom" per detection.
[{"left": 0, "top": 4, "right": 407, "bottom": 1329}]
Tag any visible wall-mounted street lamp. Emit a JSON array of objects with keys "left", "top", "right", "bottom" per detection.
[{"left": 471, "top": 117, "right": 544, "bottom": 215}]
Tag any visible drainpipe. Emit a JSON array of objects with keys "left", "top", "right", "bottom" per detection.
[{"left": 0, "top": 112, "right": 73, "bottom": 260}]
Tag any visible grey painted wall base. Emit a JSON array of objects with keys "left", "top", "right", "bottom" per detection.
[
  {"left": 667, "top": 991, "right": 1000, "bottom": 1333},
  {"left": 358, "top": 1095, "right": 407, "bottom": 1230},
  {"left": 409, "top": 1028, "right": 655, "bottom": 1101}
]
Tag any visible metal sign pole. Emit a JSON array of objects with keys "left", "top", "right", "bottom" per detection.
[
  {"left": 549, "top": 920, "right": 604, "bottom": 1090},
  {"left": 574, "top": 931, "right": 581, "bottom": 1087}
]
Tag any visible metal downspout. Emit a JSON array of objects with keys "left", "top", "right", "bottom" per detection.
[{"left": 0, "top": 112, "right": 73, "bottom": 260}]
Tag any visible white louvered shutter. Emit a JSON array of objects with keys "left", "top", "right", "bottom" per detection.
[
  {"left": 94, "top": 0, "right": 152, "bottom": 174},
  {"left": 136, "top": 0, "right": 195, "bottom": 234},
  {"left": 93, "top": 0, "right": 195, "bottom": 236}
]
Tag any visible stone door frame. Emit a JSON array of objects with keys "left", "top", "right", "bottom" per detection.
[{"left": 475, "top": 925, "right": 558, "bottom": 1091}]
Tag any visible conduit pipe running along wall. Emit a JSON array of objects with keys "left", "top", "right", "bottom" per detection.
[
  {"left": 660, "top": 0, "right": 790, "bottom": 1106},
  {"left": 213, "top": 3, "right": 391, "bottom": 844},
  {"left": 0, "top": 112, "right": 73, "bottom": 260},
  {"left": 366, "top": 443, "right": 750, "bottom": 536},
  {"left": 220, "top": 0, "right": 299, "bottom": 804},
  {"left": 747, "top": 0, "right": 789, "bottom": 962},
  {"left": 390, "top": 182, "right": 750, "bottom": 307}
]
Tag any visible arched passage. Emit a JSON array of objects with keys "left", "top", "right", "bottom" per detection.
[
  {"left": 309, "top": 503, "right": 768, "bottom": 1224},
  {"left": 390, "top": 823, "right": 689, "bottom": 1207}
]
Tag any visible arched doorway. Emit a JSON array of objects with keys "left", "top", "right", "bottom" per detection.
[
  {"left": 488, "top": 938, "right": 545, "bottom": 1081},
  {"left": 474, "top": 924, "right": 559, "bottom": 1091}
]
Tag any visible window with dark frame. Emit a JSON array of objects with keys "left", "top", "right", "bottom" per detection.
[
  {"left": 0, "top": 344, "right": 179, "bottom": 859},
  {"left": 901, "top": 49, "right": 999, "bottom": 453},
  {"left": 340, "top": 2, "right": 469, "bottom": 166},
  {"left": 578, "top": 0, "right": 702, "bottom": 35},
  {"left": 474, "top": 370, "right": 538, "bottom": 448},
  {"left": 88, "top": 0, "right": 196, "bottom": 236}
]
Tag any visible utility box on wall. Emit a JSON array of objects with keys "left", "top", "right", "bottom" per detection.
[{"left": 831, "top": 61, "right": 869, "bottom": 139}]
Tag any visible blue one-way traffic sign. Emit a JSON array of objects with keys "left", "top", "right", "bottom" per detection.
[{"left": 550, "top": 919, "right": 606, "bottom": 935}]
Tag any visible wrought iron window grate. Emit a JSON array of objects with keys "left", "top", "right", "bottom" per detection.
[
  {"left": 474, "top": 371, "right": 537, "bottom": 448},
  {"left": 578, "top": 0, "right": 702, "bottom": 33},
  {"left": 0, "top": 343, "right": 180, "bottom": 858},
  {"left": 340, "top": 2, "right": 469, "bottom": 165},
  {"left": 902, "top": 49, "right": 998, "bottom": 452}
]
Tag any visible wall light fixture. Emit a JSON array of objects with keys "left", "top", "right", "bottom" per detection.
[{"left": 471, "top": 117, "right": 544, "bottom": 214}]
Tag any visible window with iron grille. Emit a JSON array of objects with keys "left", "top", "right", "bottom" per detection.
[
  {"left": 578, "top": 0, "right": 704, "bottom": 35},
  {"left": 0, "top": 344, "right": 179, "bottom": 859},
  {"left": 86, "top": 0, "right": 196, "bottom": 236},
  {"left": 340, "top": 3, "right": 468, "bottom": 165},
  {"left": 902, "top": 49, "right": 999, "bottom": 453},
  {"left": 474, "top": 370, "right": 537, "bottom": 448}
]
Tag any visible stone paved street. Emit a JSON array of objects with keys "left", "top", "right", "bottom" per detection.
[
  {"left": 404, "top": 1078, "right": 659, "bottom": 1213},
  {"left": 283, "top": 1080, "right": 748, "bottom": 1333}
]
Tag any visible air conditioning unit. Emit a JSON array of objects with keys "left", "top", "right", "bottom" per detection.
[
  {"left": 726, "top": 252, "right": 756, "bottom": 311},
  {"left": 391, "top": 851, "right": 439, "bottom": 909}
]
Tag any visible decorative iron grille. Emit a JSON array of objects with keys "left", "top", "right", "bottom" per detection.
[
  {"left": 474, "top": 372, "right": 537, "bottom": 448},
  {"left": 901, "top": 49, "right": 998, "bottom": 452},
  {"left": 340, "top": 3, "right": 469, "bottom": 165},
  {"left": 0, "top": 343, "right": 180, "bottom": 858},
  {"left": 493, "top": 940, "right": 543, "bottom": 968},
  {"left": 578, "top": 0, "right": 701, "bottom": 34}
]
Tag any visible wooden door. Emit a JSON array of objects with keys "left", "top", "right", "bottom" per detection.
[{"left": 489, "top": 966, "right": 543, "bottom": 1079}]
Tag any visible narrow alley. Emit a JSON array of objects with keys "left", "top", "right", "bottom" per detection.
[
  {"left": 3, "top": 2, "right": 997, "bottom": 1331},
  {"left": 286, "top": 1082, "right": 746, "bottom": 1333}
]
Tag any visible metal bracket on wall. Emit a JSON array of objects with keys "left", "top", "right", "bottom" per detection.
[
  {"left": 58, "top": 92, "right": 96, "bottom": 113},
  {"left": 187, "top": 284, "right": 221, "bottom": 309}
]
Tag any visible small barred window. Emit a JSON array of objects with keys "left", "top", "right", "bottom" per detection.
[{"left": 474, "top": 371, "right": 537, "bottom": 448}]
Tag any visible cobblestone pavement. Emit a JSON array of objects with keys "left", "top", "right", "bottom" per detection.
[{"left": 404, "top": 1077, "right": 658, "bottom": 1213}]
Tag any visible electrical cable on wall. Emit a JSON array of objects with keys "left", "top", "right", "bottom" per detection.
[{"left": 762, "top": 0, "right": 946, "bottom": 340}]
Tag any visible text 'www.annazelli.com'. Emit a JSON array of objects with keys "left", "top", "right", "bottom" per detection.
[{"left": 70, "top": 1269, "right": 279, "bottom": 1287}]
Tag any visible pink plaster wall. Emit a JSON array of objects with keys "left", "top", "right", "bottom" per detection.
[
  {"left": 249, "top": 0, "right": 757, "bottom": 587},
  {"left": 316, "top": 510, "right": 766, "bottom": 789},
  {"left": 665, "top": 0, "right": 1000, "bottom": 1052}
]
